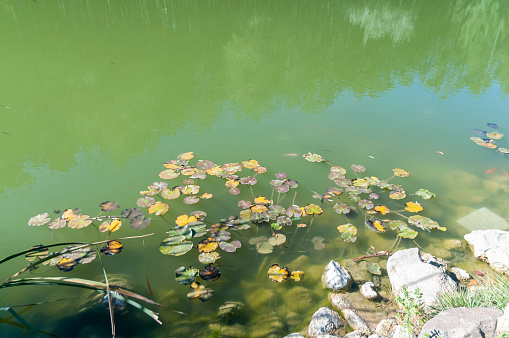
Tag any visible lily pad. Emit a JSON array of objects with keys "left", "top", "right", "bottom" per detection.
[
  {"left": 121, "top": 208, "right": 143, "bottom": 220},
  {"left": 337, "top": 223, "right": 357, "bottom": 242},
  {"left": 366, "top": 262, "right": 381, "bottom": 275},
  {"left": 57, "top": 258, "right": 78, "bottom": 272},
  {"left": 393, "top": 168, "right": 410, "bottom": 177},
  {"left": 389, "top": 190, "right": 406, "bottom": 200},
  {"left": 136, "top": 196, "right": 155, "bottom": 208},
  {"left": 256, "top": 242, "right": 273, "bottom": 254},
  {"left": 199, "top": 265, "right": 221, "bottom": 281},
  {"left": 249, "top": 236, "right": 268, "bottom": 245},
  {"left": 198, "top": 252, "right": 221, "bottom": 264},
  {"left": 99, "top": 219, "right": 122, "bottom": 232},
  {"left": 303, "top": 152, "right": 325, "bottom": 162},
  {"left": 351, "top": 164, "right": 366, "bottom": 173},
  {"left": 183, "top": 196, "right": 200, "bottom": 204},
  {"left": 148, "top": 201, "right": 169, "bottom": 215},
  {"left": 229, "top": 188, "right": 240, "bottom": 195},
  {"left": 99, "top": 201, "right": 120, "bottom": 212},
  {"left": 415, "top": 189, "right": 435, "bottom": 199},
  {"left": 161, "top": 188, "right": 181, "bottom": 200},
  {"left": 159, "top": 239, "right": 193, "bottom": 256},
  {"left": 290, "top": 271, "right": 304, "bottom": 282},
  {"left": 305, "top": 204, "right": 323, "bottom": 215},
  {"left": 47, "top": 218, "right": 66, "bottom": 229},
  {"left": 398, "top": 227, "right": 418, "bottom": 239},
  {"left": 374, "top": 205, "right": 390, "bottom": 215},
  {"left": 187, "top": 282, "right": 214, "bottom": 302},
  {"left": 312, "top": 236, "right": 326, "bottom": 250},
  {"left": 358, "top": 199, "right": 374, "bottom": 210},
  {"left": 333, "top": 203, "right": 351, "bottom": 214},
  {"left": 219, "top": 240, "right": 241, "bottom": 253},
  {"left": 25, "top": 245, "right": 48, "bottom": 262},
  {"left": 100, "top": 240, "right": 123, "bottom": 255},
  {"left": 405, "top": 202, "right": 424, "bottom": 213},
  {"left": 28, "top": 213, "right": 51, "bottom": 226},
  {"left": 408, "top": 215, "right": 446, "bottom": 232},
  {"left": 130, "top": 215, "right": 151, "bottom": 229},
  {"left": 197, "top": 238, "right": 218, "bottom": 253},
  {"left": 267, "top": 264, "right": 290, "bottom": 282},
  {"left": 365, "top": 219, "right": 386, "bottom": 233},
  {"left": 211, "top": 231, "right": 231, "bottom": 242},
  {"left": 159, "top": 169, "right": 180, "bottom": 179},
  {"left": 268, "top": 234, "right": 286, "bottom": 246},
  {"left": 68, "top": 215, "right": 92, "bottom": 229},
  {"left": 487, "top": 132, "right": 503, "bottom": 140},
  {"left": 175, "top": 266, "right": 199, "bottom": 285}
]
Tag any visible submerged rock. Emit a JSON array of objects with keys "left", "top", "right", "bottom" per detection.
[
  {"left": 328, "top": 293, "right": 370, "bottom": 335},
  {"left": 307, "top": 307, "right": 345, "bottom": 337},
  {"left": 464, "top": 229, "right": 509, "bottom": 275},
  {"left": 322, "top": 260, "right": 352, "bottom": 292},
  {"left": 284, "top": 286, "right": 318, "bottom": 313},
  {"left": 251, "top": 312, "right": 287, "bottom": 338},
  {"left": 387, "top": 248, "right": 457, "bottom": 306},
  {"left": 419, "top": 307, "right": 503, "bottom": 338},
  {"left": 360, "top": 282, "right": 378, "bottom": 300}
]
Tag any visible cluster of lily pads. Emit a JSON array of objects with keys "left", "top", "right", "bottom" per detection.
[{"left": 471, "top": 123, "right": 508, "bottom": 155}]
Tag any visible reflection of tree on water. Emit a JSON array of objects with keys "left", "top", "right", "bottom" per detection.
[{"left": 0, "top": 0, "right": 508, "bottom": 191}]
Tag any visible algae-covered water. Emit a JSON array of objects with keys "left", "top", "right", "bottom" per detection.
[{"left": 1, "top": 1, "right": 509, "bottom": 337}]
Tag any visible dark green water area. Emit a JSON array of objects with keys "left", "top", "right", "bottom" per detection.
[{"left": 1, "top": 0, "right": 508, "bottom": 337}]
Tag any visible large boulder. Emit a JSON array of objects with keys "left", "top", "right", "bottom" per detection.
[
  {"left": 419, "top": 307, "right": 503, "bottom": 338},
  {"left": 464, "top": 229, "right": 509, "bottom": 275},
  {"left": 322, "top": 260, "right": 352, "bottom": 292},
  {"left": 307, "top": 307, "right": 345, "bottom": 337},
  {"left": 386, "top": 248, "right": 457, "bottom": 306}
]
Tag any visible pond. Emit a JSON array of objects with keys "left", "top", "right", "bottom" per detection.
[{"left": 1, "top": 0, "right": 508, "bottom": 337}]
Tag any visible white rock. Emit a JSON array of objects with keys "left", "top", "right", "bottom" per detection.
[
  {"left": 376, "top": 319, "right": 397, "bottom": 337},
  {"left": 465, "top": 229, "right": 509, "bottom": 275},
  {"left": 450, "top": 267, "right": 470, "bottom": 281},
  {"left": 344, "top": 330, "right": 365, "bottom": 338},
  {"left": 307, "top": 307, "right": 344, "bottom": 337},
  {"left": 496, "top": 303, "right": 509, "bottom": 335},
  {"left": 393, "top": 325, "right": 413, "bottom": 338},
  {"left": 322, "top": 260, "right": 352, "bottom": 292},
  {"left": 328, "top": 293, "right": 370, "bottom": 335},
  {"left": 360, "top": 282, "right": 378, "bottom": 300}
]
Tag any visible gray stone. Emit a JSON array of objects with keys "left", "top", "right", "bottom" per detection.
[
  {"left": 376, "top": 319, "right": 397, "bottom": 337},
  {"left": 322, "top": 260, "right": 352, "bottom": 292},
  {"left": 344, "top": 330, "right": 365, "bottom": 338},
  {"left": 496, "top": 303, "right": 509, "bottom": 335},
  {"left": 329, "top": 293, "right": 370, "bottom": 335},
  {"left": 387, "top": 248, "right": 457, "bottom": 306},
  {"left": 419, "top": 307, "right": 503, "bottom": 338},
  {"left": 450, "top": 267, "right": 470, "bottom": 281},
  {"left": 360, "top": 282, "right": 378, "bottom": 300},
  {"left": 284, "top": 334, "right": 305, "bottom": 338},
  {"left": 393, "top": 325, "right": 413, "bottom": 338},
  {"left": 457, "top": 207, "right": 508, "bottom": 231},
  {"left": 307, "top": 307, "right": 345, "bottom": 337},
  {"left": 464, "top": 229, "right": 509, "bottom": 274}
]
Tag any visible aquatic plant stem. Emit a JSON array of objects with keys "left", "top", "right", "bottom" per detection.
[
  {"left": 292, "top": 191, "right": 297, "bottom": 205},
  {"left": 143, "top": 240, "right": 154, "bottom": 297},
  {"left": 97, "top": 250, "right": 115, "bottom": 337}
]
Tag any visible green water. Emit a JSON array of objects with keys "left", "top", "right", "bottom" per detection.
[{"left": 1, "top": 0, "right": 509, "bottom": 336}]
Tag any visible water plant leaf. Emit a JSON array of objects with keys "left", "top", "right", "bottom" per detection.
[
  {"left": 405, "top": 202, "right": 424, "bottom": 213},
  {"left": 198, "top": 252, "right": 221, "bottom": 264},
  {"left": 487, "top": 132, "right": 503, "bottom": 140},
  {"left": 312, "top": 236, "right": 326, "bottom": 250},
  {"left": 337, "top": 223, "right": 358, "bottom": 242},
  {"left": 333, "top": 203, "right": 351, "bottom": 214},
  {"left": 187, "top": 282, "right": 214, "bottom": 302},
  {"left": 136, "top": 196, "right": 155, "bottom": 208},
  {"left": 473, "top": 129, "right": 487, "bottom": 136},
  {"left": 175, "top": 266, "right": 199, "bottom": 285},
  {"left": 283, "top": 179, "right": 299, "bottom": 188},
  {"left": 177, "top": 152, "right": 194, "bottom": 161},
  {"left": 249, "top": 236, "right": 268, "bottom": 245},
  {"left": 211, "top": 231, "right": 231, "bottom": 242},
  {"left": 222, "top": 163, "right": 242, "bottom": 174},
  {"left": 47, "top": 218, "right": 66, "bottom": 229},
  {"left": 238, "top": 200, "right": 252, "bottom": 209},
  {"left": 239, "top": 176, "right": 257, "bottom": 185},
  {"left": 219, "top": 240, "right": 241, "bottom": 253},
  {"left": 366, "top": 262, "right": 381, "bottom": 275},
  {"left": 487, "top": 123, "right": 499, "bottom": 129},
  {"left": 99, "top": 219, "right": 122, "bottom": 233},
  {"left": 176, "top": 214, "right": 198, "bottom": 227},
  {"left": 225, "top": 179, "right": 239, "bottom": 189},
  {"left": 130, "top": 215, "right": 151, "bottom": 229},
  {"left": 290, "top": 271, "right": 304, "bottom": 282},
  {"left": 121, "top": 208, "right": 143, "bottom": 220},
  {"left": 148, "top": 201, "right": 169, "bottom": 215},
  {"left": 331, "top": 166, "right": 347, "bottom": 175},
  {"left": 256, "top": 242, "right": 273, "bottom": 254},
  {"left": 100, "top": 241, "right": 123, "bottom": 255},
  {"left": 286, "top": 205, "right": 303, "bottom": 218},
  {"left": 398, "top": 227, "right": 418, "bottom": 239},
  {"left": 393, "top": 168, "right": 410, "bottom": 177},
  {"left": 374, "top": 205, "right": 390, "bottom": 215},
  {"left": 305, "top": 204, "right": 323, "bottom": 215},
  {"left": 253, "top": 165, "right": 266, "bottom": 173},
  {"left": 57, "top": 258, "right": 78, "bottom": 272},
  {"left": 25, "top": 245, "right": 48, "bottom": 262},
  {"left": 267, "top": 264, "right": 290, "bottom": 282},
  {"left": 408, "top": 215, "right": 446, "bottom": 232},
  {"left": 358, "top": 199, "right": 374, "bottom": 210},
  {"left": 68, "top": 215, "right": 92, "bottom": 229},
  {"left": 415, "top": 189, "right": 435, "bottom": 199},
  {"left": 159, "top": 239, "right": 193, "bottom": 256},
  {"left": 176, "top": 225, "right": 196, "bottom": 239},
  {"left": 229, "top": 188, "right": 240, "bottom": 195},
  {"left": 199, "top": 265, "right": 221, "bottom": 282},
  {"left": 159, "top": 169, "right": 180, "bottom": 179},
  {"left": 159, "top": 188, "right": 178, "bottom": 200},
  {"left": 268, "top": 234, "right": 286, "bottom": 246},
  {"left": 365, "top": 219, "right": 386, "bottom": 233},
  {"left": 303, "top": 152, "right": 325, "bottom": 162},
  {"left": 351, "top": 164, "right": 366, "bottom": 173},
  {"left": 28, "top": 213, "right": 51, "bottom": 226},
  {"left": 251, "top": 205, "right": 268, "bottom": 213},
  {"left": 99, "top": 201, "right": 120, "bottom": 212},
  {"left": 181, "top": 167, "right": 197, "bottom": 176},
  {"left": 388, "top": 220, "right": 407, "bottom": 231},
  {"left": 389, "top": 190, "right": 406, "bottom": 200},
  {"left": 241, "top": 159, "right": 259, "bottom": 169},
  {"left": 254, "top": 196, "right": 269, "bottom": 204},
  {"left": 200, "top": 193, "right": 213, "bottom": 199},
  {"left": 181, "top": 185, "right": 200, "bottom": 195},
  {"left": 497, "top": 148, "right": 509, "bottom": 155},
  {"left": 197, "top": 238, "right": 218, "bottom": 253}
]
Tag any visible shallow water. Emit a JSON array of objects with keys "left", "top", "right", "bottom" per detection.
[{"left": 1, "top": 0, "right": 508, "bottom": 336}]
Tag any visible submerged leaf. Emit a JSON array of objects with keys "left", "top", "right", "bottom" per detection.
[
  {"left": 187, "top": 282, "right": 214, "bottom": 302},
  {"left": 312, "top": 237, "right": 326, "bottom": 250},
  {"left": 366, "top": 262, "right": 381, "bottom": 275},
  {"left": 256, "top": 242, "right": 273, "bottom": 254},
  {"left": 268, "top": 234, "right": 286, "bottom": 246},
  {"left": 121, "top": 208, "right": 143, "bottom": 220},
  {"left": 130, "top": 215, "right": 151, "bottom": 229}
]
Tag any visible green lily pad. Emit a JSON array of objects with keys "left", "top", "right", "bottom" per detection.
[
  {"left": 408, "top": 215, "right": 445, "bottom": 232},
  {"left": 198, "top": 252, "right": 221, "bottom": 264},
  {"left": 303, "top": 152, "right": 325, "bottom": 162},
  {"left": 398, "top": 227, "right": 418, "bottom": 239},
  {"left": 256, "top": 242, "right": 273, "bottom": 254},
  {"left": 366, "top": 262, "right": 381, "bottom": 275},
  {"left": 159, "top": 238, "right": 193, "bottom": 256},
  {"left": 388, "top": 220, "right": 407, "bottom": 231},
  {"left": 175, "top": 266, "right": 199, "bottom": 285},
  {"left": 415, "top": 189, "right": 436, "bottom": 200},
  {"left": 337, "top": 223, "right": 357, "bottom": 243},
  {"left": 268, "top": 234, "right": 286, "bottom": 246},
  {"left": 333, "top": 203, "right": 351, "bottom": 214}
]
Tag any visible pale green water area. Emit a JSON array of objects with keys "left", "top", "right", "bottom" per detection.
[{"left": 1, "top": 0, "right": 509, "bottom": 337}]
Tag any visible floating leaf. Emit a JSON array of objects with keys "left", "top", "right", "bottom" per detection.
[
  {"left": 497, "top": 148, "right": 509, "bottom": 155},
  {"left": 305, "top": 204, "right": 323, "bottom": 215},
  {"left": 408, "top": 215, "right": 446, "bottom": 232},
  {"left": 415, "top": 189, "right": 435, "bottom": 200},
  {"left": 25, "top": 245, "right": 48, "bottom": 262},
  {"left": 473, "top": 129, "right": 487, "bottom": 136},
  {"left": 286, "top": 205, "right": 303, "bottom": 218},
  {"left": 211, "top": 231, "right": 231, "bottom": 242},
  {"left": 57, "top": 258, "right": 78, "bottom": 272},
  {"left": 366, "top": 262, "right": 381, "bottom": 275},
  {"left": 254, "top": 196, "right": 269, "bottom": 204},
  {"left": 159, "top": 239, "right": 193, "bottom": 256},
  {"left": 393, "top": 168, "right": 410, "bottom": 177},
  {"left": 99, "top": 219, "right": 122, "bottom": 232},
  {"left": 222, "top": 163, "right": 242, "bottom": 174},
  {"left": 388, "top": 220, "right": 407, "bottom": 231},
  {"left": 181, "top": 167, "right": 197, "bottom": 176},
  {"left": 241, "top": 159, "right": 259, "bottom": 169},
  {"left": 256, "top": 242, "right": 273, "bottom": 254},
  {"left": 181, "top": 185, "right": 200, "bottom": 195},
  {"left": 99, "top": 201, "right": 120, "bottom": 212},
  {"left": 176, "top": 214, "right": 197, "bottom": 227},
  {"left": 358, "top": 199, "right": 374, "bottom": 210},
  {"left": 130, "top": 215, "right": 151, "bottom": 229},
  {"left": 28, "top": 213, "right": 51, "bottom": 226},
  {"left": 267, "top": 264, "right": 290, "bottom": 282},
  {"left": 61, "top": 208, "right": 81, "bottom": 221},
  {"left": 177, "top": 152, "right": 194, "bottom": 161},
  {"left": 365, "top": 219, "right": 386, "bottom": 233},
  {"left": 389, "top": 190, "right": 406, "bottom": 200},
  {"left": 100, "top": 240, "right": 123, "bottom": 255},
  {"left": 219, "top": 240, "right": 241, "bottom": 253},
  {"left": 197, "top": 238, "right": 218, "bottom": 253},
  {"left": 136, "top": 196, "right": 155, "bottom": 208},
  {"left": 228, "top": 188, "right": 240, "bottom": 195},
  {"left": 68, "top": 215, "right": 92, "bottom": 229},
  {"left": 369, "top": 193, "right": 379, "bottom": 200},
  {"left": 251, "top": 205, "right": 268, "bottom": 213},
  {"left": 225, "top": 180, "right": 239, "bottom": 189},
  {"left": 121, "top": 208, "right": 143, "bottom": 220},
  {"left": 200, "top": 193, "right": 213, "bottom": 199},
  {"left": 303, "top": 152, "right": 325, "bottom": 162},
  {"left": 351, "top": 164, "right": 366, "bottom": 173},
  {"left": 198, "top": 252, "right": 221, "bottom": 264},
  {"left": 283, "top": 179, "right": 299, "bottom": 188},
  {"left": 312, "top": 236, "right": 326, "bottom": 250},
  {"left": 330, "top": 166, "right": 347, "bottom": 175},
  {"left": 333, "top": 203, "right": 351, "bottom": 214},
  {"left": 487, "top": 123, "right": 499, "bottom": 129},
  {"left": 374, "top": 205, "right": 390, "bottom": 215},
  {"left": 148, "top": 201, "right": 169, "bottom": 215},
  {"left": 157, "top": 189, "right": 176, "bottom": 201},
  {"left": 268, "top": 234, "right": 286, "bottom": 246},
  {"left": 239, "top": 176, "right": 257, "bottom": 185},
  {"left": 187, "top": 282, "right": 214, "bottom": 302},
  {"left": 159, "top": 169, "right": 179, "bottom": 179},
  {"left": 398, "top": 227, "right": 418, "bottom": 239},
  {"left": 296, "top": 223, "right": 307, "bottom": 228},
  {"left": 405, "top": 202, "right": 424, "bottom": 213},
  {"left": 290, "top": 271, "right": 304, "bottom": 282},
  {"left": 199, "top": 265, "right": 221, "bottom": 281},
  {"left": 47, "top": 218, "right": 66, "bottom": 229},
  {"left": 238, "top": 200, "right": 252, "bottom": 209},
  {"left": 487, "top": 132, "right": 503, "bottom": 140},
  {"left": 175, "top": 266, "right": 199, "bottom": 285}
]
